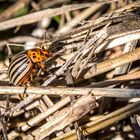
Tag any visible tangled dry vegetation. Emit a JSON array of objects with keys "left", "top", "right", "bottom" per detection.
[{"left": 0, "top": 0, "right": 140, "bottom": 140}]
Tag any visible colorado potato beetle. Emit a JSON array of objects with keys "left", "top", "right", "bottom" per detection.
[{"left": 8, "top": 48, "right": 51, "bottom": 86}]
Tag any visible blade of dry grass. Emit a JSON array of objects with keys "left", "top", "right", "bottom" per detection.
[
  {"left": 53, "top": 101, "right": 140, "bottom": 140},
  {"left": 84, "top": 47, "right": 140, "bottom": 80},
  {"left": 0, "top": 0, "right": 31, "bottom": 21},
  {"left": 8, "top": 96, "right": 71, "bottom": 138},
  {"left": 23, "top": 94, "right": 96, "bottom": 140},
  {"left": 0, "top": 1, "right": 118, "bottom": 31},
  {"left": 0, "top": 86, "right": 140, "bottom": 98}
]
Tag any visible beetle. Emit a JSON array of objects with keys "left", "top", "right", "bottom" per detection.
[{"left": 8, "top": 48, "right": 51, "bottom": 86}]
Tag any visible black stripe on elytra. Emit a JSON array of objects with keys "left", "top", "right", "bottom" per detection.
[
  {"left": 8, "top": 54, "right": 27, "bottom": 73},
  {"left": 10, "top": 52, "right": 26, "bottom": 63},
  {"left": 10, "top": 58, "right": 29, "bottom": 83},
  {"left": 17, "top": 64, "right": 33, "bottom": 85},
  {"left": 9, "top": 57, "right": 28, "bottom": 79}
]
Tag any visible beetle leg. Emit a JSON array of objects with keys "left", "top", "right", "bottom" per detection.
[
  {"left": 35, "top": 62, "right": 46, "bottom": 76},
  {"left": 36, "top": 68, "right": 42, "bottom": 76},
  {"left": 19, "top": 86, "right": 28, "bottom": 99},
  {"left": 38, "top": 62, "right": 45, "bottom": 69}
]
